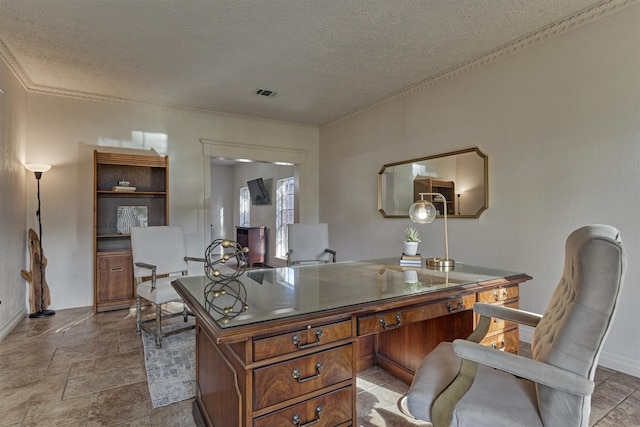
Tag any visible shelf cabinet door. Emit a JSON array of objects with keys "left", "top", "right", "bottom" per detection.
[{"left": 96, "top": 252, "right": 135, "bottom": 304}]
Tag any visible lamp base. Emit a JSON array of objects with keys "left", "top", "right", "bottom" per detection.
[
  {"left": 29, "top": 309, "right": 55, "bottom": 318},
  {"left": 426, "top": 257, "right": 455, "bottom": 271}
]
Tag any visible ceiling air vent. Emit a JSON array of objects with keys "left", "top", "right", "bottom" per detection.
[{"left": 255, "top": 88, "right": 278, "bottom": 98}]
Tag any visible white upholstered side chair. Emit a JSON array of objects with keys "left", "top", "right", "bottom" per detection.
[
  {"left": 130, "top": 225, "right": 204, "bottom": 348},
  {"left": 286, "top": 223, "right": 336, "bottom": 266},
  {"left": 403, "top": 224, "right": 626, "bottom": 427}
]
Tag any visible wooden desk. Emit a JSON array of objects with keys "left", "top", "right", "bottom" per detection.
[{"left": 173, "top": 259, "right": 531, "bottom": 427}]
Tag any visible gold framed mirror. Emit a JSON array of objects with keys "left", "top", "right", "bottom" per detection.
[{"left": 378, "top": 147, "right": 488, "bottom": 219}]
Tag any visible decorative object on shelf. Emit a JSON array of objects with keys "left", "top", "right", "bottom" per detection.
[
  {"left": 116, "top": 206, "right": 148, "bottom": 234},
  {"left": 22, "top": 164, "right": 55, "bottom": 318},
  {"left": 112, "top": 179, "right": 135, "bottom": 191},
  {"left": 111, "top": 185, "right": 136, "bottom": 191},
  {"left": 403, "top": 227, "right": 421, "bottom": 256},
  {"left": 409, "top": 192, "right": 455, "bottom": 270},
  {"left": 204, "top": 278, "right": 249, "bottom": 325},
  {"left": 204, "top": 239, "right": 249, "bottom": 281}
]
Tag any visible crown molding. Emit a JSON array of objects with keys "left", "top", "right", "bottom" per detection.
[
  {"left": 322, "top": 0, "right": 638, "bottom": 129},
  {"left": 0, "top": 37, "right": 33, "bottom": 89}
]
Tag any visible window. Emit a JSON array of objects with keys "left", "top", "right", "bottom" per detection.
[
  {"left": 276, "top": 177, "right": 295, "bottom": 257},
  {"left": 239, "top": 187, "right": 250, "bottom": 227}
]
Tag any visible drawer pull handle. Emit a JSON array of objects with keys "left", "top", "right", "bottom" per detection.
[
  {"left": 492, "top": 339, "right": 506, "bottom": 351},
  {"left": 446, "top": 299, "right": 465, "bottom": 312},
  {"left": 110, "top": 267, "right": 124, "bottom": 272},
  {"left": 292, "top": 405, "right": 322, "bottom": 426},
  {"left": 292, "top": 329, "right": 323, "bottom": 350},
  {"left": 379, "top": 313, "right": 402, "bottom": 330},
  {"left": 494, "top": 289, "right": 508, "bottom": 301},
  {"left": 292, "top": 362, "right": 323, "bottom": 383}
]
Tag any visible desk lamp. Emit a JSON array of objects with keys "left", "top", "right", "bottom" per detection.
[
  {"left": 409, "top": 192, "right": 454, "bottom": 270},
  {"left": 24, "top": 163, "right": 55, "bottom": 318}
]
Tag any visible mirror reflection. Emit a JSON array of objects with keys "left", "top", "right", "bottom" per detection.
[{"left": 378, "top": 147, "right": 488, "bottom": 218}]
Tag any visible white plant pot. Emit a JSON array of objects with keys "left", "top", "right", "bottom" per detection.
[
  {"left": 403, "top": 270, "right": 419, "bottom": 284},
  {"left": 403, "top": 241, "right": 419, "bottom": 256}
]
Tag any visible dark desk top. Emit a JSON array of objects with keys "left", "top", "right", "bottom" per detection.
[{"left": 172, "top": 258, "right": 528, "bottom": 334}]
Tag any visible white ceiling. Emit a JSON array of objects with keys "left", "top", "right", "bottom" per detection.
[{"left": 0, "top": 0, "right": 616, "bottom": 126}]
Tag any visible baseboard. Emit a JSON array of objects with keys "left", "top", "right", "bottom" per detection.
[
  {"left": 0, "top": 306, "right": 28, "bottom": 341},
  {"left": 51, "top": 296, "right": 93, "bottom": 311},
  {"left": 520, "top": 325, "right": 640, "bottom": 378}
]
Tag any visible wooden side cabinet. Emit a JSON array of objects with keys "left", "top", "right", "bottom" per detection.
[
  {"left": 93, "top": 151, "right": 169, "bottom": 312},
  {"left": 236, "top": 226, "right": 266, "bottom": 267}
]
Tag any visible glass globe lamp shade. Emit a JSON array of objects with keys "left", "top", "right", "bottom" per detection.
[{"left": 409, "top": 199, "right": 437, "bottom": 224}]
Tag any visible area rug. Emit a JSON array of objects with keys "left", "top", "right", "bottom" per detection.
[{"left": 141, "top": 324, "right": 196, "bottom": 408}]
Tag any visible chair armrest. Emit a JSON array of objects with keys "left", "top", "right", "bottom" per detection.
[
  {"left": 324, "top": 248, "right": 336, "bottom": 262},
  {"left": 474, "top": 303, "right": 542, "bottom": 328},
  {"left": 452, "top": 339, "right": 594, "bottom": 396},
  {"left": 135, "top": 262, "right": 156, "bottom": 271},
  {"left": 135, "top": 262, "right": 157, "bottom": 289}
]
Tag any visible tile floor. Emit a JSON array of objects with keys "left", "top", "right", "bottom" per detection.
[{"left": 1, "top": 307, "right": 639, "bottom": 426}]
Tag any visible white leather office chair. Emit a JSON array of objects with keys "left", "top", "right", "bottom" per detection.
[
  {"left": 286, "top": 223, "right": 336, "bottom": 266},
  {"left": 403, "top": 224, "right": 626, "bottom": 427},
  {"left": 130, "top": 225, "right": 204, "bottom": 348}
]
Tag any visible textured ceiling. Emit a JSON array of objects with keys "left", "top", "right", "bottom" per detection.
[{"left": 0, "top": 0, "right": 626, "bottom": 126}]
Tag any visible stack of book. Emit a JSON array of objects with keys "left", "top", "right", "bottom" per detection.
[
  {"left": 111, "top": 185, "right": 136, "bottom": 191},
  {"left": 400, "top": 253, "right": 422, "bottom": 267}
]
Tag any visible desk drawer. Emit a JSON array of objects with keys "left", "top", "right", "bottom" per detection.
[
  {"left": 253, "top": 320, "right": 352, "bottom": 361},
  {"left": 476, "top": 300, "right": 519, "bottom": 335},
  {"left": 480, "top": 328, "right": 519, "bottom": 353},
  {"left": 253, "top": 345, "right": 353, "bottom": 410},
  {"left": 358, "top": 294, "right": 475, "bottom": 336},
  {"left": 478, "top": 284, "right": 519, "bottom": 303},
  {"left": 253, "top": 386, "right": 352, "bottom": 427}
]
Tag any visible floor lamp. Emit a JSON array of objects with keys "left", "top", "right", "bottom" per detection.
[{"left": 24, "top": 163, "right": 55, "bottom": 318}]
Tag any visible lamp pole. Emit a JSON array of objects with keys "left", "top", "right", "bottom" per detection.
[{"left": 25, "top": 164, "right": 55, "bottom": 318}]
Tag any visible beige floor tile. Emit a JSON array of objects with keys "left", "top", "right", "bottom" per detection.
[
  {"left": 594, "top": 392, "right": 640, "bottom": 426},
  {"left": 64, "top": 365, "right": 146, "bottom": 399},
  {"left": 150, "top": 399, "right": 197, "bottom": 427},
  {"left": 87, "top": 381, "right": 152, "bottom": 426},
  {"left": 22, "top": 395, "right": 91, "bottom": 427},
  {"left": 590, "top": 378, "right": 636, "bottom": 425},
  {"left": 0, "top": 372, "right": 68, "bottom": 425}
]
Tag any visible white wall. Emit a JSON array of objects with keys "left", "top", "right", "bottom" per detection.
[
  {"left": 22, "top": 96, "right": 318, "bottom": 311},
  {"left": 0, "top": 55, "right": 28, "bottom": 339},
  {"left": 210, "top": 162, "right": 234, "bottom": 243},
  {"left": 319, "top": 4, "right": 640, "bottom": 376}
]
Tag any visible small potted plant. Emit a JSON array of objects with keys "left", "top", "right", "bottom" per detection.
[{"left": 403, "top": 227, "right": 421, "bottom": 256}]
